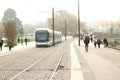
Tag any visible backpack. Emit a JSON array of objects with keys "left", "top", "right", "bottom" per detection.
[
  {"left": 84, "top": 37, "right": 89, "bottom": 44},
  {"left": 97, "top": 39, "right": 101, "bottom": 44}
]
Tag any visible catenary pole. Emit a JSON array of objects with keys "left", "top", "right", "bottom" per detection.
[
  {"left": 52, "top": 8, "right": 55, "bottom": 46},
  {"left": 78, "top": 0, "right": 80, "bottom": 46}
]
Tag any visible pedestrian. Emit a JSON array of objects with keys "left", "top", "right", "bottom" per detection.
[
  {"left": 8, "top": 39, "right": 13, "bottom": 51},
  {"left": 0, "top": 39, "right": 4, "bottom": 51},
  {"left": 106, "top": 41, "right": 108, "bottom": 47},
  {"left": 103, "top": 38, "right": 108, "bottom": 48},
  {"left": 93, "top": 37, "right": 97, "bottom": 48},
  {"left": 90, "top": 35, "right": 93, "bottom": 43},
  {"left": 24, "top": 37, "right": 27, "bottom": 45},
  {"left": 81, "top": 36, "right": 83, "bottom": 41},
  {"left": 97, "top": 39, "right": 102, "bottom": 48},
  {"left": 17, "top": 38, "right": 20, "bottom": 44},
  {"left": 84, "top": 36, "right": 90, "bottom": 52}
]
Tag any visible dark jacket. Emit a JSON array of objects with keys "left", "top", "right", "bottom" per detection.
[
  {"left": 0, "top": 40, "right": 3, "bottom": 46},
  {"left": 103, "top": 38, "right": 107, "bottom": 43},
  {"left": 97, "top": 39, "right": 102, "bottom": 44},
  {"left": 84, "top": 36, "right": 90, "bottom": 44}
]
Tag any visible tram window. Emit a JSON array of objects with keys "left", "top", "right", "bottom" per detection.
[{"left": 36, "top": 33, "right": 48, "bottom": 40}]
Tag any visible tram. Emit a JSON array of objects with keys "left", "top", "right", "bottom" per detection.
[{"left": 35, "top": 28, "right": 62, "bottom": 47}]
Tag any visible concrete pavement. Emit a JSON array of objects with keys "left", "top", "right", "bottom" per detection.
[
  {"left": 74, "top": 39, "right": 120, "bottom": 80},
  {"left": 0, "top": 42, "right": 35, "bottom": 56},
  {"left": 70, "top": 41, "right": 84, "bottom": 80}
]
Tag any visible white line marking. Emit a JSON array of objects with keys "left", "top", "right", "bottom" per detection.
[{"left": 70, "top": 41, "right": 84, "bottom": 80}]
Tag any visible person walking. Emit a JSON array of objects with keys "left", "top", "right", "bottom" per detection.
[
  {"left": 81, "top": 36, "right": 83, "bottom": 41},
  {"left": 8, "top": 39, "right": 13, "bottom": 51},
  {"left": 106, "top": 41, "right": 108, "bottom": 47},
  {"left": 17, "top": 38, "right": 20, "bottom": 44},
  {"left": 103, "top": 38, "right": 108, "bottom": 48},
  {"left": 84, "top": 36, "right": 90, "bottom": 52},
  {"left": 97, "top": 39, "right": 102, "bottom": 48},
  {"left": 0, "top": 39, "right": 4, "bottom": 51},
  {"left": 93, "top": 37, "right": 97, "bottom": 48},
  {"left": 90, "top": 35, "right": 93, "bottom": 43},
  {"left": 24, "top": 37, "right": 27, "bottom": 45}
]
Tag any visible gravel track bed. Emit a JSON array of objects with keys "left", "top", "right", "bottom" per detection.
[
  {"left": 0, "top": 39, "right": 74, "bottom": 80},
  {"left": 13, "top": 40, "right": 72, "bottom": 80},
  {"left": 53, "top": 43, "right": 71, "bottom": 80},
  {"left": 0, "top": 47, "right": 54, "bottom": 80}
]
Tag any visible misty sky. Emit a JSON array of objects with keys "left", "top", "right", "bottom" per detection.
[
  {"left": 0, "top": 0, "right": 78, "bottom": 24},
  {"left": 0, "top": 0, "right": 120, "bottom": 23},
  {"left": 80, "top": 0, "right": 120, "bottom": 22}
]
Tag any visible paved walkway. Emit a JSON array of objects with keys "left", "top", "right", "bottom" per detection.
[
  {"left": 0, "top": 42, "right": 35, "bottom": 56},
  {"left": 74, "top": 39, "right": 120, "bottom": 80}
]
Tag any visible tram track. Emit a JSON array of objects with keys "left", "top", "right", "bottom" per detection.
[
  {"left": 0, "top": 47, "right": 47, "bottom": 69},
  {"left": 48, "top": 40, "right": 72, "bottom": 80},
  {"left": 0, "top": 44, "right": 61, "bottom": 80},
  {"left": 9, "top": 39, "right": 73, "bottom": 80},
  {"left": 12, "top": 47, "right": 61, "bottom": 80},
  {"left": 49, "top": 45, "right": 66, "bottom": 80}
]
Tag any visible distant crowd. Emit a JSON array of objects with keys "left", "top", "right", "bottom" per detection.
[
  {"left": 80, "top": 34, "right": 109, "bottom": 52},
  {"left": 0, "top": 37, "right": 28, "bottom": 51}
]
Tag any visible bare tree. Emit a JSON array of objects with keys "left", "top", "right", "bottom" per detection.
[
  {"left": 2, "top": 8, "right": 22, "bottom": 36},
  {"left": 4, "top": 21, "right": 17, "bottom": 46},
  {"left": 46, "top": 11, "right": 78, "bottom": 36}
]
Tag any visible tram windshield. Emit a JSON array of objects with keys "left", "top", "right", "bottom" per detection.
[{"left": 36, "top": 31, "right": 48, "bottom": 41}]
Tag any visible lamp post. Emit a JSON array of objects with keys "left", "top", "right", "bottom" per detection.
[
  {"left": 52, "top": 8, "right": 55, "bottom": 46},
  {"left": 78, "top": 0, "right": 80, "bottom": 46},
  {"left": 64, "top": 19, "right": 67, "bottom": 41},
  {"left": 52, "top": 8, "right": 66, "bottom": 46}
]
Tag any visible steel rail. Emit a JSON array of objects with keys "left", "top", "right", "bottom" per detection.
[
  {"left": 0, "top": 48, "right": 41, "bottom": 69},
  {"left": 49, "top": 45, "right": 67, "bottom": 80},
  {"left": 9, "top": 43, "right": 63, "bottom": 80}
]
